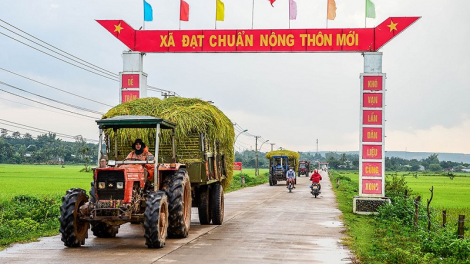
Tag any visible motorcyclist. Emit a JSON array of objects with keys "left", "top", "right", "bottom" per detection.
[
  {"left": 310, "top": 169, "right": 322, "bottom": 190},
  {"left": 286, "top": 166, "right": 296, "bottom": 189}
]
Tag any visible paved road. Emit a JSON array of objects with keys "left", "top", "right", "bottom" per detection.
[{"left": 0, "top": 170, "right": 353, "bottom": 264}]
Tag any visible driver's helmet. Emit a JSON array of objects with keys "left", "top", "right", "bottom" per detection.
[{"left": 314, "top": 169, "right": 318, "bottom": 173}]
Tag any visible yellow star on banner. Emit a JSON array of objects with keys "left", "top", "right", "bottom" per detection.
[
  {"left": 387, "top": 20, "right": 398, "bottom": 32},
  {"left": 114, "top": 22, "right": 124, "bottom": 34}
]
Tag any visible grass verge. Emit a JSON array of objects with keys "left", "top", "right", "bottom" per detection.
[{"left": 329, "top": 170, "right": 470, "bottom": 264}]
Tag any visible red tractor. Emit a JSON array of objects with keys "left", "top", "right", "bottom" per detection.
[{"left": 59, "top": 115, "right": 224, "bottom": 248}]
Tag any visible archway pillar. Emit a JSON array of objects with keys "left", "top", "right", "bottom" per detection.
[{"left": 353, "top": 52, "right": 391, "bottom": 214}]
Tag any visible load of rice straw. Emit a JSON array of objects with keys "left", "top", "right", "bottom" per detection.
[
  {"left": 102, "top": 97, "right": 235, "bottom": 189},
  {"left": 265, "top": 150, "right": 300, "bottom": 171}
]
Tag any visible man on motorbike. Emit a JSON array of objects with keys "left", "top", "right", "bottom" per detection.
[
  {"left": 310, "top": 169, "right": 322, "bottom": 190},
  {"left": 286, "top": 166, "right": 296, "bottom": 189}
]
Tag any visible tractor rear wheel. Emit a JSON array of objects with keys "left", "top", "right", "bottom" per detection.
[
  {"left": 144, "top": 191, "right": 168, "bottom": 248},
  {"left": 59, "top": 188, "right": 89, "bottom": 247},
  {"left": 198, "top": 186, "right": 211, "bottom": 225},
  {"left": 91, "top": 223, "right": 119, "bottom": 238},
  {"left": 210, "top": 184, "right": 224, "bottom": 225},
  {"left": 163, "top": 169, "right": 192, "bottom": 238}
]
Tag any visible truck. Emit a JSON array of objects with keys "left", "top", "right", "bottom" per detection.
[
  {"left": 265, "top": 150, "right": 300, "bottom": 186},
  {"left": 59, "top": 97, "right": 234, "bottom": 248},
  {"left": 298, "top": 160, "right": 310, "bottom": 177}
]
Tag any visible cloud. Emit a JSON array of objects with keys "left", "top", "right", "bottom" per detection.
[{"left": 386, "top": 119, "right": 470, "bottom": 153}]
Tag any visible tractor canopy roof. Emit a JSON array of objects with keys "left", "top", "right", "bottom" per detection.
[{"left": 96, "top": 115, "right": 176, "bottom": 130}]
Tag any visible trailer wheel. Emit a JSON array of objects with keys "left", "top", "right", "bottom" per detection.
[
  {"left": 210, "top": 184, "right": 224, "bottom": 225},
  {"left": 59, "top": 188, "right": 89, "bottom": 247},
  {"left": 164, "top": 169, "right": 192, "bottom": 238},
  {"left": 144, "top": 191, "right": 168, "bottom": 248},
  {"left": 198, "top": 186, "right": 211, "bottom": 225},
  {"left": 91, "top": 223, "right": 119, "bottom": 238}
]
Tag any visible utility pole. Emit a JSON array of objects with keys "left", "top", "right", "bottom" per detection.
[
  {"left": 316, "top": 139, "right": 318, "bottom": 153},
  {"left": 270, "top": 143, "right": 275, "bottom": 151},
  {"left": 254, "top": 136, "right": 260, "bottom": 176}
]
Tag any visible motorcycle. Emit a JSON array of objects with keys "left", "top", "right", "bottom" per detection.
[
  {"left": 287, "top": 178, "right": 295, "bottom": 193},
  {"left": 310, "top": 182, "right": 321, "bottom": 198}
]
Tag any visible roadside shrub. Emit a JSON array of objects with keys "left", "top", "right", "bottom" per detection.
[
  {"left": 385, "top": 173, "right": 413, "bottom": 200},
  {"left": 376, "top": 196, "right": 418, "bottom": 226},
  {"left": 0, "top": 195, "right": 61, "bottom": 245}
]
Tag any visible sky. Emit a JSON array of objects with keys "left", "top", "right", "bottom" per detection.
[{"left": 0, "top": 0, "right": 469, "bottom": 154}]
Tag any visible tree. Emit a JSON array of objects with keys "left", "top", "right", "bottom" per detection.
[
  {"left": 1, "top": 129, "right": 8, "bottom": 138},
  {"left": 428, "top": 164, "right": 442, "bottom": 172},
  {"left": 12, "top": 131, "right": 21, "bottom": 139}
]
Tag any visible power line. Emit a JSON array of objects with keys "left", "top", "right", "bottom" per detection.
[
  {"left": 0, "top": 67, "right": 114, "bottom": 108},
  {"left": 0, "top": 22, "right": 118, "bottom": 79},
  {"left": 0, "top": 81, "right": 104, "bottom": 115},
  {"left": 0, "top": 97, "right": 94, "bottom": 120},
  {"left": 0, "top": 31, "right": 119, "bottom": 82},
  {"left": 0, "top": 118, "right": 98, "bottom": 143},
  {"left": 0, "top": 88, "right": 99, "bottom": 119},
  {"left": 0, "top": 19, "right": 118, "bottom": 78}
]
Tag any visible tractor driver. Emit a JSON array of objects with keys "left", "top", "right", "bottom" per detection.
[
  {"left": 127, "top": 139, "right": 155, "bottom": 183},
  {"left": 127, "top": 138, "right": 153, "bottom": 161}
]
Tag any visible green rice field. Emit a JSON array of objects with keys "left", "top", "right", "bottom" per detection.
[{"left": 0, "top": 164, "right": 92, "bottom": 202}]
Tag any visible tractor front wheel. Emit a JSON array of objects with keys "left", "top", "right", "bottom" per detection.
[
  {"left": 144, "top": 191, "right": 169, "bottom": 248},
  {"left": 269, "top": 174, "right": 273, "bottom": 186},
  {"left": 59, "top": 188, "right": 89, "bottom": 247},
  {"left": 163, "top": 169, "right": 192, "bottom": 238}
]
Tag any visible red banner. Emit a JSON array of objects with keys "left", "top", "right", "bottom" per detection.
[
  {"left": 97, "top": 17, "right": 420, "bottom": 53},
  {"left": 362, "top": 162, "right": 382, "bottom": 176},
  {"left": 363, "top": 110, "right": 382, "bottom": 125},
  {"left": 362, "top": 127, "right": 382, "bottom": 142},
  {"left": 233, "top": 162, "right": 242, "bottom": 171},
  {"left": 122, "top": 90, "right": 139, "bottom": 103},
  {"left": 362, "top": 145, "right": 382, "bottom": 159},
  {"left": 122, "top": 74, "right": 139, "bottom": 88},
  {"left": 362, "top": 179, "right": 382, "bottom": 194},
  {"left": 363, "top": 76, "right": 383, "bottom": 91},
  {"left": 363, "top": 93, "right": 383, "bottom": 108}
]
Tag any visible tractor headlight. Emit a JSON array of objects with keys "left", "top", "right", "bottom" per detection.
[
  {"left": 98, "top": 182, "right": 106, "bottom": 189},
  {"left": 116, "top": 182, "right": 124, "bottom": 189}
]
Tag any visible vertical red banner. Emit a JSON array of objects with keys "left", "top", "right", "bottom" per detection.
[
  {"left": 362, "top": 145, "right": 382, "bottom": 159},
  {"left": 363, "top": 93, "right": 383, "bottom": 108},
  {"left": 122, "top": 74, "right": 140, "bottom": 88},
  {"left": 122, "top": 90, "right": 139, "bottom": 103},
  {"left": 363, "top": 110, "right": 382, "bottom": 125},
  {"left": 362, "top": 162, "right": 382, "bottom": 176},
  {"left": 362, "top": 179, "right": 382, "bottom": 194},
  {"left": 362, "top": 127, "right": 382, "bottom": 142},
  {"left": 363, "top": 76, "right": 383, "bottom": 91}
]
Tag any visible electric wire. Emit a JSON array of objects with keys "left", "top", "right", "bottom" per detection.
[
  {"left": 0, "top": 67, "right": 114, "bottom": 107},
  {"left": 0, "top": 118, "right": 98, "bottom": 142},
  {"left": 0, "top": 88, "right": 99, "bottom": 119},
  {"left": 0, "top": 97, "right": 94, "bottom": 120},
  {"left": 0, "top": 24, "right": 118, "bottom": 79},
  {"left": 0, "top": 19, "right": 118, "bottom": 78},
  {"left": 0, "top": 81, "right": 104, "bottom": 115},
  {"left": 0, "top": 31, "right": 119, "bottom": 82}
]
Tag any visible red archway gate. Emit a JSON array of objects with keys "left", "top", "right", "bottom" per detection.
[
  {"left": 98, "top": 17, "right": 419, "bottom": 53},
  {"left": 98, "top": 17, "right": 420, "bottom": 213}
]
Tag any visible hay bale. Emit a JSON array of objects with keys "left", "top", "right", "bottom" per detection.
[
  {"left": 102, "top": 97, "right": 234, "bottom": 190},
  {"left": 265, "top": 150, "right": 300, "bottom": 171}
]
